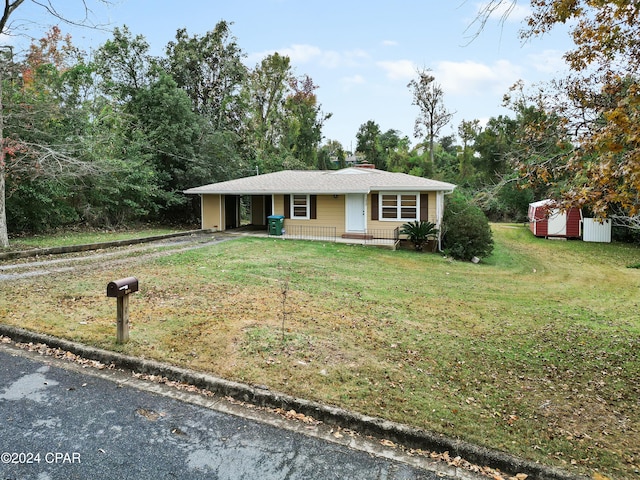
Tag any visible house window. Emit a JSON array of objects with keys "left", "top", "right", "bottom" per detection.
[
  {"left": 291, "top": 194, "right": 310, "bottom": 219},
  {"left": 380, "top": 193, "right": 419, "bottom": 221}
]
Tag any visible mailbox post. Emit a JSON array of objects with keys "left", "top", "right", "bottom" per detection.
[{"left": 106, "top": 277, "right": 139, "bottom": 344}]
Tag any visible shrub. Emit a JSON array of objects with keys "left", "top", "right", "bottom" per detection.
[
  {"left": 442, "top": 191, "right": 494, "bottom": 261},
  {"left": 400, "top": 220, "right": 438, "bottom": 251}
]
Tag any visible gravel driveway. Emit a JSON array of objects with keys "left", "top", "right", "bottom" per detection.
[{"left": 0, "top": 232, "right": 235, "bottom": 281}]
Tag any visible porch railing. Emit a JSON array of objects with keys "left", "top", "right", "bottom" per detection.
[
  {"left": 364, "top": 227, "right": 401, "bottom": 248},
  {"left": 276, "top": 225, "right": 401, "bottom": 248},
  {"left": 282, "top": 225, "right": 338, "bottom": 242}
]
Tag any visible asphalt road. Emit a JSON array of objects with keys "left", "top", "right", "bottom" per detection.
[{"left": 0, "top": 344, "right": 456, "bottom": 480}]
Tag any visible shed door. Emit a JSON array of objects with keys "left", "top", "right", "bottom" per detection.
[
  {"left": 346, "top": 194, "right": 366, "bottom": 232},
  {"left": 547, "top": 210, "right": 566, "bottom": 236}
]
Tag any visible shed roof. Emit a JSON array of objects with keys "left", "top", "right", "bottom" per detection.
[
  {"left": 184, "top": 168, "right": 456, "bottom": 196},
  {"left": 529, "top": 199, "right": 554, "bottom": 208}
]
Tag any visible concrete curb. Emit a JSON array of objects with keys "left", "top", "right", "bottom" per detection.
[
  {"left": 0, "top": 324, "right": 588, "bottom": 480},
  {"left": 0, "top": 229, "right": 217, "bottom": 261}
]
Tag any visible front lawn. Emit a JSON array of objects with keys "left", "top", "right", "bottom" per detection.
[{"left": 1, "top": 224, "right": 638, "bottom": 479}]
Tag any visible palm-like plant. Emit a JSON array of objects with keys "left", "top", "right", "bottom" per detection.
[{"left": 400, "top": 220, "right": 438, "bottom": 251}]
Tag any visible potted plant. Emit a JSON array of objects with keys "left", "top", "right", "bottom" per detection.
[{"left": 400, "top": 220, "right": 438, "bottom": 251}]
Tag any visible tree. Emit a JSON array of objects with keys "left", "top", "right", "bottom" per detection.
[
  {"left": 468, "top": 113, "right": 534, "bottom": 221},
  {"left": 473, "top": 115, "right": 517, "bottom": 184},
  {"left": 2, "top": 25, "right": 110, "bottom": 238},
  {"left": 242, "top": 53, "right": 294, "bottom": 171},
  {"left": 379, "top": 129, "right": 411, "bottom": 172},
  {"left": 163, "top": 24, "right": 248, "bottom": 184},
  {"left": 1, "top": 1, "right": 115, "bottom": 246},
  {"left": 0, "top": 44, "right": 10, "bottom": 246},
  {"left": 93, "top": 25, "right": 156, "bottom": 103},
  {"left": 457, "top": 119, "right": 481, "bottom": 185},
  {"left": 407, "top": 68, "right": 454, "bottom": 165},
  {"left": 319, "top": 139, "right": 346, "bottom": 169},
  {"left": 164, "top": 22, "right": 246, "bottom": 131},
  {"left": 284, "top": 74, "right": 331, "bottom": 168},
  {"left": 128, "top": 71, "right": 204, "bottom": 220},
  {"left": 432, "top": 135, "right": 460, "bottom": 181},
  {"left": 95, "top": 27, "right": 223, "bottom": 222},
  {"left": 478, "top": 1, "right": 640, "bottom": 228},
  {"left": 355, "top": 120, "right": 384, "bottom": 168}
]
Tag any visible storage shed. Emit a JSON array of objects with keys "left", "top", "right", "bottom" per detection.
[
  {"left": 582, "top": 218, "right": 612, "bottom": 243},
  {"left": 528, "top": 199, "right": 583, "bottom": 239}
]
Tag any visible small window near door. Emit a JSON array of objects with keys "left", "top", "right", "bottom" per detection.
[
  {"left": 291, "top": 194, "right": 310, "bottom": 219},
  {"left": 380, "top": 193, "right": 419, "bottom": 221}
]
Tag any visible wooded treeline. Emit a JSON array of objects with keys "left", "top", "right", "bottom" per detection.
[
  {"left": 2, "top": 22, "right": 333, "bottom": 235},
  {"left": 3, "top": 0, "right": 639, "bottom": 244},
  {"left": 0, "top": 21, "right": 540, "bottom": 237}
]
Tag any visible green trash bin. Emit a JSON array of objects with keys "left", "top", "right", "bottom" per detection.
[{"left": 267, "top": 215, "right": 285, "bottom": 236}]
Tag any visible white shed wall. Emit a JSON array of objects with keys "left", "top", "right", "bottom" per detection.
[{"left": 583, "top": 218, "right": 612, "bottom": 243}]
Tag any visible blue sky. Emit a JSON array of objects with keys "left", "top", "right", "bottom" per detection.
[{"left": 8, "top": 0, "right": 574, "bottom": 150}]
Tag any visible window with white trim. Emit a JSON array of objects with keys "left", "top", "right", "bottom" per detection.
[
  {"left": 291, "top": 194, "right": 310, "bottom": 219},
  {"left": 380, "top": 193, "right": 419, "bottom": 221}
]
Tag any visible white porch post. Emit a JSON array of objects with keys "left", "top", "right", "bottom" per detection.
[{"left": 436, "top": 191, "right": 444, "bottom": 251}]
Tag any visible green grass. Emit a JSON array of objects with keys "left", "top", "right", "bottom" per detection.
[{"left": 1, "top": 224, "right": 639, "bottom": 479}]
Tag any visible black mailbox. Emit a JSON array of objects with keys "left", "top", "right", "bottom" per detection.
[{"left": 107, "top": 277, "right": 139, "bottom": 298}]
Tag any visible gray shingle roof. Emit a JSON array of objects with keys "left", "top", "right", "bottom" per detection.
[{"left": 184, "top": 168, "right": 456, "bottom": 195}]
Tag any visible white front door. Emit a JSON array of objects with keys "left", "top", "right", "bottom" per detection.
[{"left": 346, "top": 194, "right": 366, "bottom": 232}]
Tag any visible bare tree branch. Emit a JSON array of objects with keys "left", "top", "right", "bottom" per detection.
[
  {"left": 462, "top": 0, "right": 518, "bottom": 44},
  {"left": 29, "top": 0, "right": 112, "bottom": 31},
  {"left": 0, "top": 0, "right": 25, "bottom": 35}
]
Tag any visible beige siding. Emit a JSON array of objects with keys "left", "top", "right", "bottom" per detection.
[
  {"left": 426, "top": 191, "right": 438, "bottom": 224},
  {"left": 276, "top": 195, "right": 347, "bottom": 235},
  {"left": 201, "top": 194, "right": 223, "bottom": 230},
  {"left": 310, "top": 195, "right": 345, "bottom": 235},
  {"left": 314, "top": 195, "right": 346, "bottom": 234},
  {"left": 203, "top": 191, "right": 442, "bottom": 236},
  {"left": 273, "top": 194, "right": 285, "bottom": 216},
  {"left": 368, "top": 191, "right": 438, "bottom": 231}
]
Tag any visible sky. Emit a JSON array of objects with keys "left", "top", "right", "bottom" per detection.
[{"left": 7, "top": 0, "right": 575, "bottom": 151}]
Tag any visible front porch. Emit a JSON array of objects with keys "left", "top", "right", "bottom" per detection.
[{"left": 225, "top": 224, "right": 401, "bottom": 249}]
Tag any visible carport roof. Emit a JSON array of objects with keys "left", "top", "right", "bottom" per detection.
[{"left": 184, "top": 167, "right": 456, "bottom": 196}]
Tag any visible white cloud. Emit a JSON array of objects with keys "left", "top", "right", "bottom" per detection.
[
  {"left": 246, "top": 44, "right": 323, "bottom": 68},
  {"left": 382, "top": 40, "right": 398, "bottom": 47},
  {"left": 434, "top": 59, "right": 522, "bottom": 95},
  {"left": 279, "top": 44, "right": 323, "bottom": 63},
  {"left": 341, "top": 48, "right": 370, "bottom": 66},
  {"left": 318, "top": 50, "right": 343, "bottom": 68},
  {"left": 248, "top": 45, "right": 369, "bottom": 69},
  {"left": 527, "top": 49, "right": 567, "bottom": 74},
  {"left": 341, "top": 74, "right": 366, "bottom": 89},
  {"left": 376, "top": 59, "right": 416, "bottom": 80}
]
